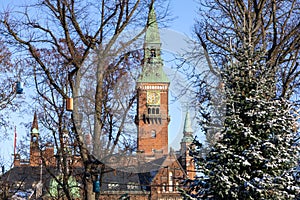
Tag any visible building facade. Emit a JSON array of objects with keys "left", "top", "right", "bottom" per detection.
[{"left": 0, "top": 6, "right": 195, "bottom": 200}]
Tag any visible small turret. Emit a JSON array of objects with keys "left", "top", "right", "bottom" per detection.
[
  {"left": 30, "top": 112, "right": 40, "bottom": 166},
  {"left": 182, "top": 111, "right": 194, "bottom": 142},
  {"left": 31, "top": 112, "right": 39, "bottom": 131},
  {"left": 180, "top": 111, "right": 195, "bottom": 178}
]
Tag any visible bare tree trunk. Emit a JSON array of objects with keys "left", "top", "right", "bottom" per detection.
[
  {"left": 72, "top": 70, "right": 95, "bottom": 200},
  {"left": 94, "top": 57, "right": 105, "bottom": 158}
]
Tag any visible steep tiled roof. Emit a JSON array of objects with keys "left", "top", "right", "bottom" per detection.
[
  {"left": 100, "top": 155, "right": 168, "bottom": 192},
  {"left": 1, "top": 166, "right": 54, "bottom": 189}
]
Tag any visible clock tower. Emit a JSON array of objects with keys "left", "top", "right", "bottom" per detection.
[{"left": 136, "top": 7, "right": 170, "bottom": 156}]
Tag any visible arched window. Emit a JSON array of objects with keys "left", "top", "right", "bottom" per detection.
[
  {"left": 147, "top": 106, "right": 160, "bottom": 116},
  {"left": 150, "top": 49, "right": 156, "bottom": 57},
  {"left": 162, "top": 183, "right": 166, "bottom": 192},
  {"left": 151, "top": 108, "right": 155, "bottom": 114},
  {"left": 32, "top": 136, "right": 37, "bottom": 142},
  {"left": 156, "top": 108, "right": 160, "bottom": 114}
]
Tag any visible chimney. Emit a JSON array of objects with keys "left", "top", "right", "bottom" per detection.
[
  {"left": 44, "top": 143, "right": 55, "bottom": 166},
  {"left": 14, "top": 154, "right": 21, "bottom": 167}
]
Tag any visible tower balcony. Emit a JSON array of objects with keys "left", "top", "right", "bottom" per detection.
[
  {"left": 145, "top": 113, "right": 162, "bottom": 119},
  {"left": 135, "top": 113, "right": 170, "bottom": 125},
  {"left": 143, "top": 113, "right": 162, "bottom": 124}
]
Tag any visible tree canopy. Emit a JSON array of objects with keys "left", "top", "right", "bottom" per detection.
[{"left": 0, "top": 0, "right": 169, "bottom": 199}]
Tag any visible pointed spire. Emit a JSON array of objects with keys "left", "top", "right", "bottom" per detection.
[
  {"left": 138, "top": 6, "right": 169, "bottom": 83},
  {"left": 145, "top": 6, "right": 161, "bottom": 47},
  {"left": 184, "top": 111, "right": 193, "bottom": 133},
  {"left": 181, "top": 111, "right": 194, "bottom": 143},
  {"left": 31, "top": 112, "right": 39, "bottom": 133}
]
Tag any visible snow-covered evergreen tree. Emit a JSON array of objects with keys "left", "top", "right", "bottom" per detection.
[
  {"left": 181, "top": 0, "right": 300, "bottom": 199},
  {"left": 185, "top": 44, "right": 300, "bottom": 199}
]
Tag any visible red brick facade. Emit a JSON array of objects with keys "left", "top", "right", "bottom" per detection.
[{"left": 136, "top": 83, "right": 170, "bottom": 155}]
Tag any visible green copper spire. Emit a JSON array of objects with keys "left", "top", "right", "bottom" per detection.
[
  {"left": 182, "top": 111, "right": 194, "bottom": 143},
  {"left": 138, "top": 6, "right": 169, "bottom": 83},
  {"left": 145, "top": 7, "right": 161, "bottom": 47},
  {"left": 184, "top": 111, "right": 193, "bottom": 133}
]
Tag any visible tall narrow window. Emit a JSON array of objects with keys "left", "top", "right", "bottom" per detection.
[
  {"left": 156, "top": 108, "right": 160, "bottom": 114},
  {"left": 162, "top": 183, "right": 166, "bottom": 192},
  {"left": 169, "top": 172, "right": 173, "bottom": 192},
  {"left": 151, "top": 108, "right": 155, "bottom": 114}
]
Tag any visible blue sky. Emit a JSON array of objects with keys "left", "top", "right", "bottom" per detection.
[
  {"left": 170, "top": 0, "right": 198, "bottom": 34},
  {"left": 0, "top": 0, "right": 202, "bottom": 167},
  {"left": 162, "top": 0, "right": 203, "bottom": 149}
]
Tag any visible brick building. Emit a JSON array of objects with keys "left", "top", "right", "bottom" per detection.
[{"left": 0, "top": 6, "right": 196, "bottom": 200}]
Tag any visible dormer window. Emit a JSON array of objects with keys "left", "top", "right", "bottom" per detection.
[{"left": 108, "top": 183, "right": 119, "bottom": 190}]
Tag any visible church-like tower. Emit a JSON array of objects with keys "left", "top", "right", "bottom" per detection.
[
  {"left": 136, "top": 7, "right": 170, "bottom": 155},
  {"left": 180, "top": 111, "right": 195, "bottom": 178},
  {"left": 29, "top": 112, "right": 40, "bottom": 166}
]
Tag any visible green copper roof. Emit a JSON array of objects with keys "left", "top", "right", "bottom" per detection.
[
  {"left": 181, "top": 135, "right": 194, "bottom": 143},
  {"left": 182, "top": 111, "right": 194, "bottom": 143},
  {"left": 184, "top": 111, "right": 194, "bottom": 133},
  {"left": 145, "top": 7, "right": 161, "bottom": 46},
  {"left": 138, "top": 63, "right": 169, "bottom": 82},
  {"left": 138, "top": 6, "right": 169, "bottom": 83}
]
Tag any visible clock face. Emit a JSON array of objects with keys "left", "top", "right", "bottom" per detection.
[{"left": 147, "top": 91, "right": 160, "bottom": 105}]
